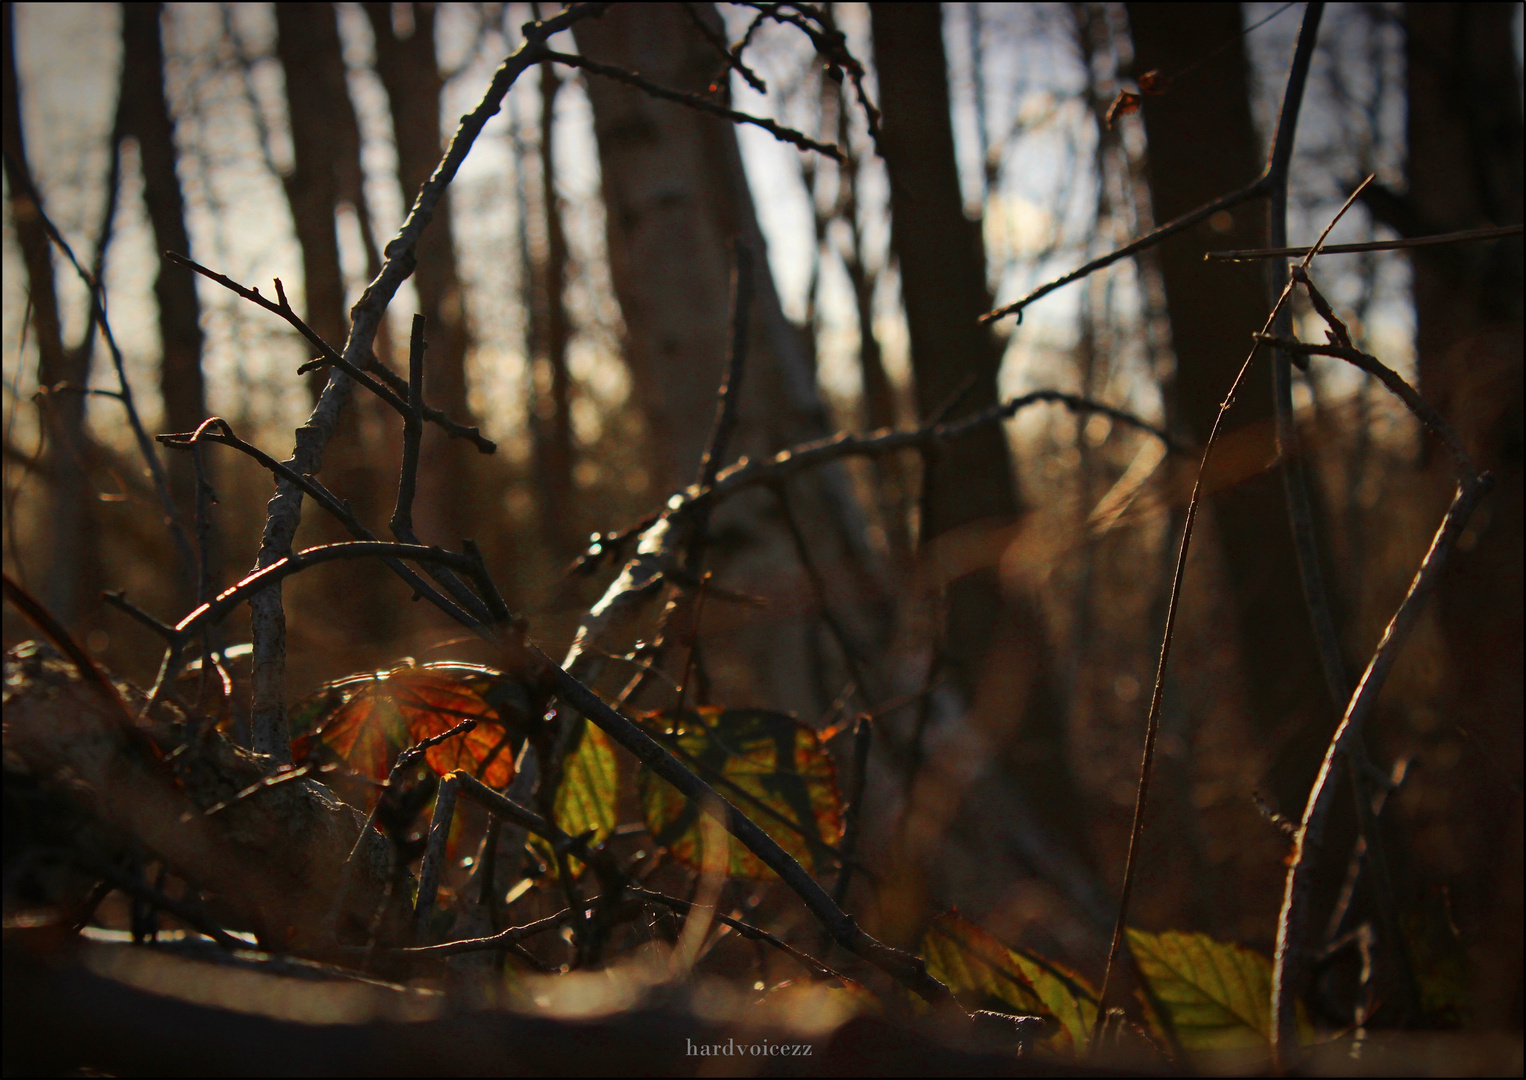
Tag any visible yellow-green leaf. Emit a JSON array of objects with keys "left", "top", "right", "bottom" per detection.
[
  {"left": 637, "top": 707, "right": 843, "bottom": 881},
  {"left": 923, "top": 911, "right": 1099, "bottom": 1055},
  {"left": 556, "top": 719, "right": 618, "bottom": 847},
  {"left": 530, "top": 719, "right": 618, "bottom": 880},
  {"left": 1127, "top": 928, "right": 1272, "bottom": 1052}
]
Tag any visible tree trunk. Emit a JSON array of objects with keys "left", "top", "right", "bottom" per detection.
[
  {"left": 573, "top": 3, "right": 883, "bottom": 718},
  {"left": 120, "top": 3, "right": 205, "bottom": 562},
  {"left": 364, "top": 2, "right": 477, "bottom": 549},
  {"left": 363, "top": 2, "right": 470, "bottom": 424},
  {"left": 1402, "top": 1, "right": 1523, "bottom": 1029},
  {"left": 1125, "top": 3, "right": 1334, "bottom": 819},
  {"left": 273, "top": 1, "right": 402, "bottom": 652},
  {"left": 872, "top": 0, "right": 1085, "bottom": 837},
  {"left": 273, "top": 2, "right": 353, "bottom": 394},
  {"left": 3, "top": 2, "right": 100, "bottom": 628}
]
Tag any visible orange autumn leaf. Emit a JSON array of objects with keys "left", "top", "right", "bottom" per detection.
[{"left": 290, "top": 662, "right": 517, "bottom": 788}]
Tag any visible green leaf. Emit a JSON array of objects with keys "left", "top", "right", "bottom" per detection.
[
  {"left": 922, "top": 911, "right": 1099, "bottom": 1055},
  {"left": 637, "top": 707, "right": 843, "bottom": 881},
  {"left": 1127, "top": 928, "right": 1273, "bottom": 1052}
]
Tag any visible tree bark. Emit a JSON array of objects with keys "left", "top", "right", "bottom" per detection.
[
  {"left": 120, "top": 3, "right": 205, "bottom": 531},
  {"left": 1125, "top": 3, "right": 1334, "bottom": 818},
  {"left": 2, "top": 2, "right": 100, "bottom": 628},
  {"left": 1402, "top": 1, "right": 1523, "bottom": 1029}
]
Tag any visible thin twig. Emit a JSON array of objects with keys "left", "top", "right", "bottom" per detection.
[
  {"left": 1268, "top": 162, "right": 1421, "bottom": 1027},
  {"left": 3, "top": 155, "right": 197, "bottom": 581},
  {"left": 321, "top": 716, "right": 486, "bottom": 942},
  {"left": 391, "top": 314, "right": 427, "bottom": 538},
  {"left": 1278, "top": 269, "right": 1475, "bottom": 480},
  {"left": 982, "top": 182, "right": 1267, "bottom": 324},
  {"left": 544, "top": 51, "right": 844, "bottom": 161},
  {"left": 681, "top": 2, "right": 766, "bottom": 93},
  {"left": 1206, "top": 222, "right": 1523, "bottom": 261},
  {"left": 1092, "top": 286, "right": 1300, "bottom": 1038},
  {"left": 102, "top": 589, "right": 177, "bottom": 643},
  {"left": 1266, "top": 258, "right": 1486, "bottom": 1062},
  {"left": 695, "top": 246, "right": 754, "bottom": 497},
  {"left": 831, "top": 711, "right": 873, "bottom": 912},
  {"left": 735, "top": 1, "right": 882, "bottom": 152},
  {"left": 396, "top": 908, "right": 569, "bottom": 957},
  {"left": 379, "top": 316, "right": 500, "bottom": 622},
  {"left": 172, "top": 541, "right": 501, "bottom": 643},
  {"left": 202, "top": 765, "right": 314, "bottom": 817}
]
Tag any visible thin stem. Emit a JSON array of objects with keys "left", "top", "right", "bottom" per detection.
[
  {"left": 982, "top": 181, "right": 1267, "bottom": 324},
  {"left": 1206, "top": 222, "right": 1523, "bottom": 261},
  {"left": 1093, "top": 283, "right": 1299, "bottom": 1036},
  {"left": 1271, "top": 475, "right": 1490, "bottom": 1066},
  {"left": 695, "top": 245, "right": 754, "bottom": 495},
  {"left": 397, "top": 909, "right": 569, "bottom": 957},
  {"left": 628, "top": 885, "right": 847, "bottom": 983}
]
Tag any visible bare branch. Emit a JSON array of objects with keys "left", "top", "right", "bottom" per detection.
[{"left": 235, "top": 3, "right": 607, "bottom": 760}]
